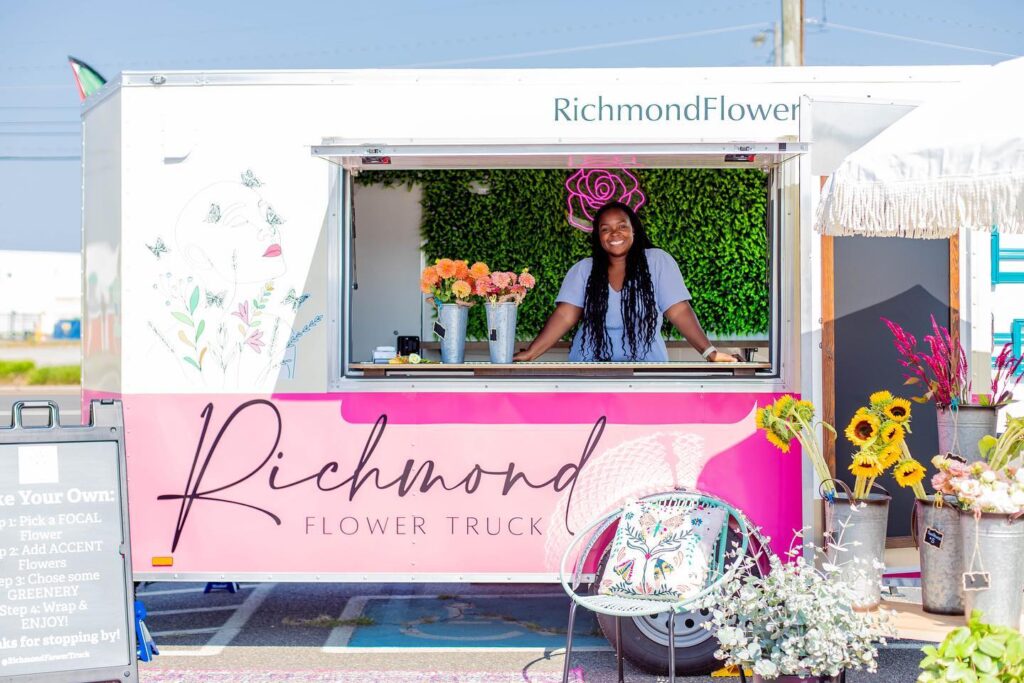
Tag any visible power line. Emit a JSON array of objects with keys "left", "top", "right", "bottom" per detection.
[
  {"left": 401, "top": 23, "right": 771, "bottom": 67},
  {"left": 818, "top": 21, "right": 1021, "bottom": 58}
]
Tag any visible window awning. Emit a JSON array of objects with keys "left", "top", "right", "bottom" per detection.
[{"left": 312, "top": 140, "right": 807, "bottom": 171}]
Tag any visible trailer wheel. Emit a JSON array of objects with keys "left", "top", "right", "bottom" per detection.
[
  {"left": 594, "top": 605, "right": 719, "bottom": 676},
  {"left": 588, "top": 551, "right": 719, "bottom": 676}
]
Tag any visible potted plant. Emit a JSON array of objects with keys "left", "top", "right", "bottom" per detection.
[
  {"left": 420, "top": 259, "right": 482, "bottom": 363},
  {"left": 833, "top": 391, "right": 929, "bottom": 609},
  {"left": 700, "top": 535, "right": 893, "bottom": 682},
  {"left": 932, "top": 417, "right": 1024, "bottom": 628},
  {"left": 883, "top": 317, "right": 1023, "bottom": 461},
  {"left": 473, "top": 266, "right": 536, "bottom": 364},
  {"left": 917, "top": 610, "right": 1024, "bottom": 683}
]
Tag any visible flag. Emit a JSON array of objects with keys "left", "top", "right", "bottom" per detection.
[{"left": 67, "top": 56, "right": 106, "bottom": 100}]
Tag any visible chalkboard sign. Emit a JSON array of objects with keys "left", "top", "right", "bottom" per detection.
[{"left": 0, "top": 400, "right": 137, "bottom": 683}]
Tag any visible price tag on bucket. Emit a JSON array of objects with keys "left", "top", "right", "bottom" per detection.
[
  {"left": 962, "top": 571, "right": 991, "bottom": 591},
  {"left": 433, "top": 322, "right": 446, "bottom": 339},
  {"left": 924, "top": 527, "right": 944, "bottom": 549},
  {"left": 489, "top": 329, "right": 497, "bottom": 342}
]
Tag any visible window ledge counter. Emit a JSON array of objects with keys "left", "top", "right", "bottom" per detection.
[{"left": 350, "top": 361, "right": 770, "bottom": 378}]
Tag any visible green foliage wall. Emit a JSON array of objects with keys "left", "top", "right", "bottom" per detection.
[{"left": 355, "top": 168, "right": 768, "bottom": 339}]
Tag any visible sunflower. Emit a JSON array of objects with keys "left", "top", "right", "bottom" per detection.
[
  {"left": 879, "top": 443, "right": 902, "bottom": 469},
  {"left": 792, "top": 400, "right": 815, "bottom": 423},
  {"left": 845, "top": 413, "right": 881, "bottom": 446},
  {"left": 755, "top": 406, "right": 770, "bottom": 430},
  {"left": 869, "top": 390, "right": 894, "bottom": 407},
  {"left": 884, "top": 398, "right": 912, "bottom": 423},
  {"left": 881, "top": 421, "right": 905, "bottom": 444},
  {"left": 772, "top": 395, "right": 797, "bottom": 419},
  {"left": 850, "top": 454, "right": 883, "bottom": 478},
  {"left": 894, "top": 460, "right": 927, "bottom": 488},
  {"left": 764, "top": 428, "right": 792, "bottom": 453}
]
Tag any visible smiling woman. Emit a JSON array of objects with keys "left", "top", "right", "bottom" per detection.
[{"left": 514, "top": 202, "right": 736, "bottom": 363}]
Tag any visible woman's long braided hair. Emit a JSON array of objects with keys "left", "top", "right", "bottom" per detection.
[{"left": 578, "top": 201, "right": 658, "bottom": 361}]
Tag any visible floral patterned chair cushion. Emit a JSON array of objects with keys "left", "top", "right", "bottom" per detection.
[{"left": 597, "top": 498, "right": 727, "bottom": 602}]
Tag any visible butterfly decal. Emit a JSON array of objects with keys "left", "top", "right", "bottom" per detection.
[
  {"left": 205, "top": 203, "right": 222, "bottom": 223},
  {"left": 282, "top": 288, "right": 309, "bottom": 311},
  {"left": 652, "top": 558, "right": 674, "bottom": 581},
  {"left": 265, "top": 206, "right": 285, "bottom": 227},
  {"left": 241, "top": 169, "right": 262, "bottom": 188},
  {"left": 146, "top": 238, "right": 168, "bottom": 259},
  {"left": 613, "top": 560, "right": 635, "bottom": 582},
  {"left": 205, "top": 290, "right": 227, "bottom": 308}
]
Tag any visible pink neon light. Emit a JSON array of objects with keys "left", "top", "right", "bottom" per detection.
[{"left": 565, "top": 168, "right": 647, "bottom": 232}]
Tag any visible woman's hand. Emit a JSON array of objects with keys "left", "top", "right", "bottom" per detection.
[
  {"left": 513, "top": 348, "right": 538, "bottom": 362},
  {"left": 708, "top": 350, "right": 740, "bottom": 363}
]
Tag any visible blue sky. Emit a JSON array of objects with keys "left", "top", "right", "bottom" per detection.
[{"left": 1, "top": 0, "right": 1022, "bottom": 252}]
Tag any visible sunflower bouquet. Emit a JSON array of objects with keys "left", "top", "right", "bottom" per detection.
[
  {"left": 845, "top": 391, "right": 927, "bottom": 500},
  {"left": 756, "top": 395, "right": 836, "bottom": 494}
]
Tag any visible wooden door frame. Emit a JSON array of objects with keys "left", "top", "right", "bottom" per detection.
[{"left": 819, "top": 176, "right": 960, "bottom": 547}]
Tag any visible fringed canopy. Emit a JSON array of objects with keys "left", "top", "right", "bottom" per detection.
[{"left": 815, "top": 56, "right": 1024, "bottom": 238}]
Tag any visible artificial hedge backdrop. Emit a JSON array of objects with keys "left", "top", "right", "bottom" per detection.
[{"left": 355, "top": 168, "right": 768, "bottom": 340}]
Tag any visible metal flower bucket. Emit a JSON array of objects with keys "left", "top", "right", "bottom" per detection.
[
  {"left": 822, "top": 480, "right": 890, "bottom": 611},
  {"left": 484, "top": 301, "right": 517, "bottom": 364},
  {"left": 936, "top": 405, "right": 998, "bottom": 462},
  {"left": 960, "top": 510, "right": 1024, "bottom": 629},
  {"left": 435, "top": 303, "right": 468, "bottom": 364},
  {"left": 914, "top": 497, "right": 964, "bottom": 615}
]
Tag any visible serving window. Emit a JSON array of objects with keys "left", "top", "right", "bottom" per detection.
[{"left": 316, "top": 143, "right": 803, "bottom": 381}]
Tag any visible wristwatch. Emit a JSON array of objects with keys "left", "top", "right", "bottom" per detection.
[{"left": 701, "top": 345, "right": 718, "bottom": 361}]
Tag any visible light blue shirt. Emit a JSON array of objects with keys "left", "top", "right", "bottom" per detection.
[{"left": 557, "top": 249, "right": 692, "bottom": 362}]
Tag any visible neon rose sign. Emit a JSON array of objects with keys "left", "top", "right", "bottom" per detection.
[{"left": 565, "top": 168, "right": 646, "bottom": 232}]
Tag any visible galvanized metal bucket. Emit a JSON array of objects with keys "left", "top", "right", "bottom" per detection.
[
  {"left": 914, "top": 497, "right": 964, "bottom": 615},
  {"left": 960, "top": 510, "right": 1024, "bottom": 629},
  {"left": 936, "top": 406, "right": 998, "bottom": 463},
  {"left": 823, "top": 480, "right": 890, "bottom": 611},
  {"left": 436, "top": 303, "right": 469, "bottom": 364},
  {"left": 485, "top": 301, "right": 518, "bottom": 364}
]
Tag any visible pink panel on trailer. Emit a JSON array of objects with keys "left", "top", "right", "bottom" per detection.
[{"left": 86, "top": 390, "right": 802, "bottom": 577}]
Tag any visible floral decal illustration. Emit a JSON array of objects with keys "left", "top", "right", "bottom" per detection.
[
  {"left": 145, "top": 169, "right": 322, "bottom": 388},
  {"left": 565, "top": 168, "right": 646, "bottom": 232}
]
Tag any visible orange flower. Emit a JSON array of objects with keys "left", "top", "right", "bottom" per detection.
[
  {"left": 421, "top": 265, "right": 440, "bottom": 286},
  {"left": 436, "top": 259, "right": 456, "bottom": 279},
  {"left": 451, "top": 280, "right": 472, "bottom": 299},
  {"left": 470, "top": 262, "right": 490, "bottom": 279},
  {"left": 420, "top": 278, "right": 434, "bottom": 294},
  {"left": 454, "top": 260, "right": 470, "bottom": 279}
]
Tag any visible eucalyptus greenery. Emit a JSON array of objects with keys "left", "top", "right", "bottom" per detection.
[
  {"left": 918, "top": 610, "right": 1024, "bottom": 683},
  {"left": 355, "top": 168, "right": 768, "bottom": 340},
  {"left": 698, "top": 533, "right": 892, "bottom": 680}
]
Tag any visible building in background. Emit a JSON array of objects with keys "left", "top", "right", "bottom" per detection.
[{"left": 0, "top": 250, "right": 81, "bottom": 340}]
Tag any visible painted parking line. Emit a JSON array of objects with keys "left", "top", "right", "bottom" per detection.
[
  {"left": 156, "top": 583, "right": 275, "bottom": 657},
  {"left": 151, "top": 627, "right": 221, "bottom": 637},
  {"left": 322, "top": 593, "right": 611, "bottom": 653},
  {"left": 147, "top": 605, "right": 240, "bottom": 616}
]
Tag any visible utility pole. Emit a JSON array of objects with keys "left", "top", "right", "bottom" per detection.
[{"left": 781, "top": 0, "right": 804, "bottom": 66}]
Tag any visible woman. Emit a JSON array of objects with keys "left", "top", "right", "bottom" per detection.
[{"left": 514, "top": 201, "right": 737, "bottom": 363}]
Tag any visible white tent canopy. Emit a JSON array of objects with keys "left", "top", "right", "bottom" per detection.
[{"left": 815, "top": 56, "right": 1024, "bottom": 238}]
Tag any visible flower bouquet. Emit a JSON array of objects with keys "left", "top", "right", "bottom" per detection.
[
  {"left": 755, "top": 395, "right": 836, "bottom": 494},
  {"left": 845, "top": 391, "right": 927, "bottom": 500},
  {"left": 700, "top": 533, "right": 893, "bottom": 681},
  {"left": 473, "top": 267, "right": 537, "bottom": 364},
  {"left": 420, "top": 259, "right": 489, "bottom": 364}
]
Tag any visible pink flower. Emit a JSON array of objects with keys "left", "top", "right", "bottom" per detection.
[
  {"left": 519, "top": 271, "right": 536, "bottom": 289},
  {"left": 232, "top": 301, "right": 251, "bottom": 326},
  {"left": 474, "top": 275, "right": 493, "bottom": 296},
  {"left": 245, "top": 329, "right": 264, "bottom": 353},
  {"left": 565, "top": 168, "right": 646, "bottom": 232},
  {"left": 491, "top": 271, "right": 512, "bottom": 289}
]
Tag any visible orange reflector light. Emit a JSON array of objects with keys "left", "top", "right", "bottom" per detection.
[{"left": 151, "top": 556, "right": 174, "bottom": 567}]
